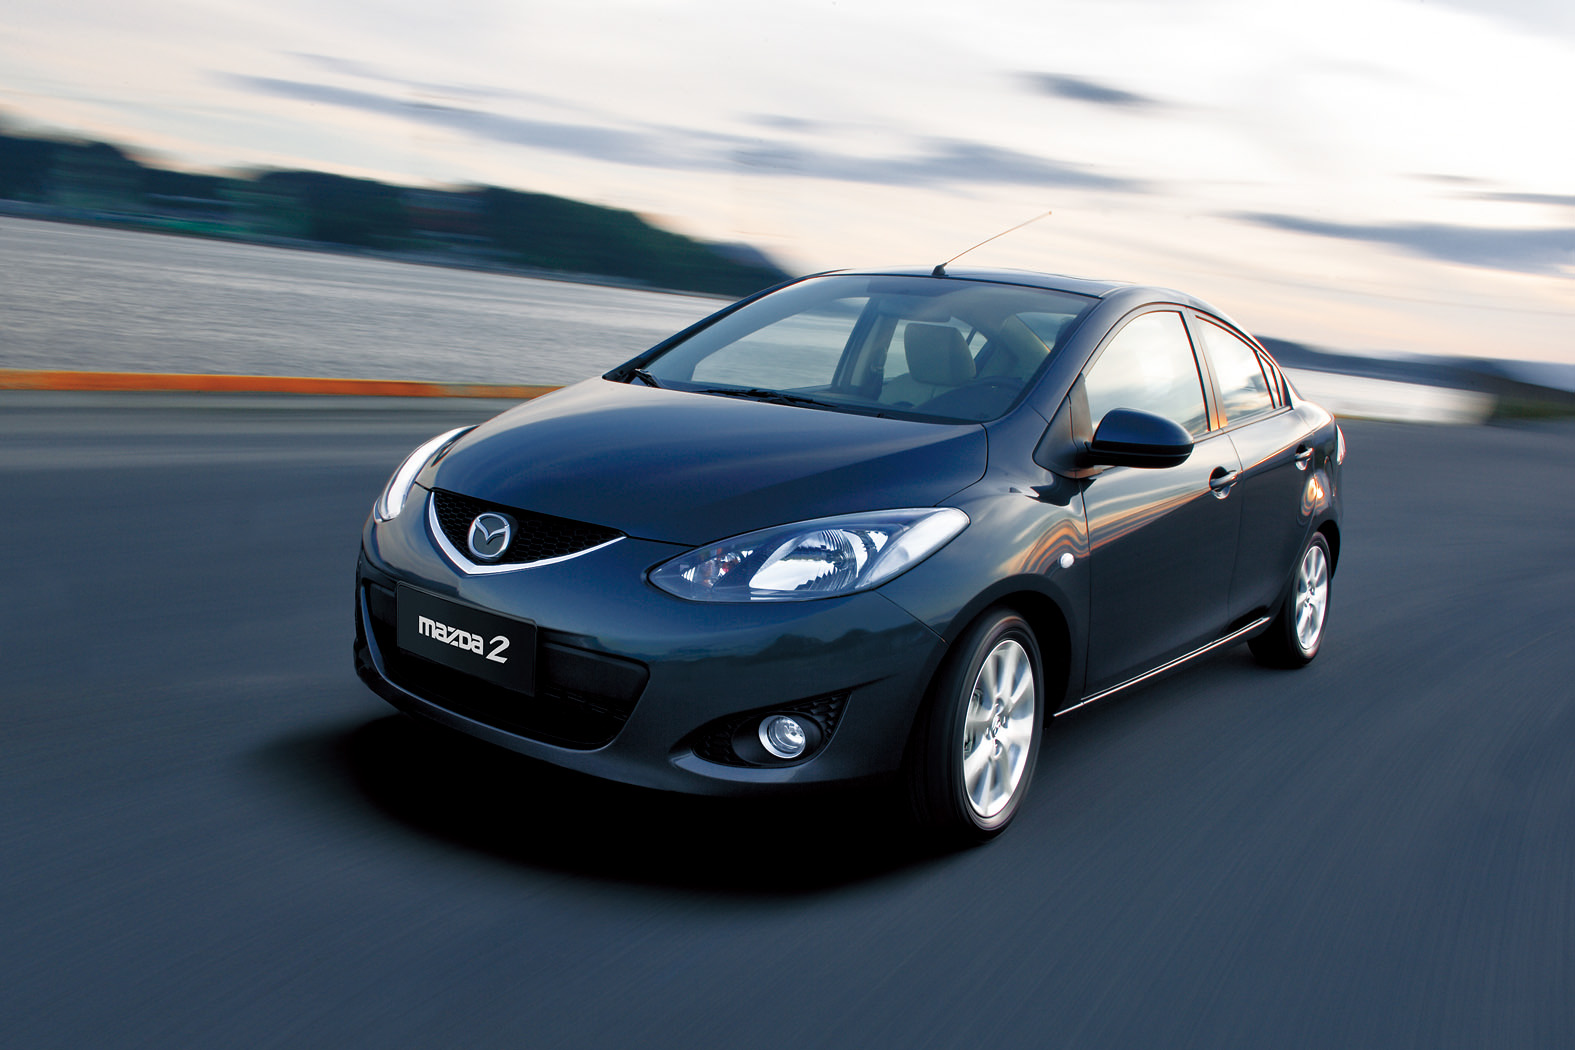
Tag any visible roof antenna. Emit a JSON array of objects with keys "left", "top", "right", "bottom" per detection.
[{"left": 931, "top": 210, "right": 1053, "bottom": 277}]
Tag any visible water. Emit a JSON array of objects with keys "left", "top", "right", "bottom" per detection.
[
  {"left": 0, "top": 217, "right": 725, "bottom": 385},
  {"left": 2, "top": 217, "right": 1496, "bottom": 423},
  {"left": 1283, "top": 369, "right": 1493, "bottom": 425}
]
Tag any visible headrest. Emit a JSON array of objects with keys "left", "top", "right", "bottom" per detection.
[
  {"left": 976, "top": 315, "right": 1052, "bottom": 378},
  {"left": 905, "top": 323, "right": 975, "bottom": 386}
]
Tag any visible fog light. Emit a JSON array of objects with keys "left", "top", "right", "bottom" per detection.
[{"left": 759, "top": 715, "right": 807, "bottom": 759}]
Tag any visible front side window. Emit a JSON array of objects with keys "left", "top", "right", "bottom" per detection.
[
  {"left": 638, "top": 275, "right": 1095, "bottom": 423},
  {"left": 1194, "top": 319, "right": 1274, "bottom": 425},
  {"left": 1084, "top": 310, "right": 1209, "bottom": 436}
]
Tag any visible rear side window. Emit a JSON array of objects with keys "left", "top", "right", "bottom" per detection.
[
  {"left": 1084, "top": 310, "right": 1209, "bottom": 437},
  {"left": 1195, "top": 319, "right": 1275, "bottom": 425}
]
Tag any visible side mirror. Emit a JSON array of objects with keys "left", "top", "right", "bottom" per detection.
[{"left": 1086, "top": 408, "right": 1194, "bottom": 468}]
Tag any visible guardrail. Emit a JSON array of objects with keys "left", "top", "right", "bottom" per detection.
[{"left": 0, "top": 368, "right": 559, "bottom": 400}]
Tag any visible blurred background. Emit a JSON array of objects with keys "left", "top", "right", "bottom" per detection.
[
  {"left": 2, "top": 0, "right": 1572, "bottom": 415},
  {"left": 5, "top": 6, "right": 1575, "bottom": 1049}
]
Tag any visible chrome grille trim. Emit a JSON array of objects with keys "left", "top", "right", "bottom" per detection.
[{"left": 426, "top": 492, "right": 623, "bottom": 575}]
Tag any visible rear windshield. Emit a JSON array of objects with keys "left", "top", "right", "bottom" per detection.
[{"left": 635, "top": 275, "right": 1095, "bottom": 422}]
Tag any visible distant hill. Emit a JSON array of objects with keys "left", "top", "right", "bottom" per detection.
[
  {"left": 1262, "top": 336, "right": 1575, "bottom": 414},
  {"left": 0, "top": 127, "right": 789, "bottom": 298}
]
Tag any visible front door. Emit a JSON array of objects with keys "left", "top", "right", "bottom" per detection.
[{"left": 1079, "top": 310, "right": 1242, "bottom": 695}]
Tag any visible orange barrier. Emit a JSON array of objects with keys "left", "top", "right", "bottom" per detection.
[{"left": 0, "top": 368, "right": 559, "bottom": 400}]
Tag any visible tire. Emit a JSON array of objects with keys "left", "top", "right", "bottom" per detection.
[
  {"left": 907, "top": 609, "right": 1044, "bottom": 844},
  {"left": 1250, "top": 532, "right": 1332, "bottom": 668}
]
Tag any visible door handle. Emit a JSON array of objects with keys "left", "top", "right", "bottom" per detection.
[
  {"left": 1209, "top": 467, "right": 1239, "bottom": 498},
  {"left": 1294, "top": 446, "right": 1313, "bottom": 470}
]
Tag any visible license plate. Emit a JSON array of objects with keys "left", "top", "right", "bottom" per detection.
[{"left": 396, "top": 585, "right": 536, "bottom": 694}]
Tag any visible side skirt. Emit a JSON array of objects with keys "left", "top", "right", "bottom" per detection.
[{"left": 1053, "top": 616, "right": 1272, "bottom": 718}]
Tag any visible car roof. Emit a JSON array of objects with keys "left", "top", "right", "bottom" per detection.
[{"left": 823, "top": 266, "right": 1217, "bottom": 312}]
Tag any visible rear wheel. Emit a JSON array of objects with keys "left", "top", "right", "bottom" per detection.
[
  {"left": 908, "top": 609, "right": 1044, "bottom": 844},
  {"left": 1250, "top": 532, "right": 1332, "bottom": 668}
]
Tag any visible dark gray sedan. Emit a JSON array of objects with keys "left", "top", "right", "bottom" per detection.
[{"left": 355, "top": 267, "right": 1343, "bottom": 842}]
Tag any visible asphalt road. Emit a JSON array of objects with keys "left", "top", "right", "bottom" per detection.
[{"left": 3, "top": 392, "right": 1572, "bottom": 1050}]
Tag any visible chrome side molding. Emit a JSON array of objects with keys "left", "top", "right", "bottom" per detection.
[{"left": 1054, "top": 615, "right": 1273, "bottom": 717}]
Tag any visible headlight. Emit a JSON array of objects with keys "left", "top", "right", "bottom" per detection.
[
  {"left": 650, "top": 508, "right": 969, "bottom": 602},
  {"left": 373, "top": 426, "right": 472, "bottom": 522}
]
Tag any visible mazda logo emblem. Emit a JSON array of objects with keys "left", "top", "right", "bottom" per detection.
[{"left": 467, "top": 512, "right": 513, "bottom": 562}]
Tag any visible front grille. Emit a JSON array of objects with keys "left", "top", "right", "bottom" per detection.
[
  {"left": 689, "top": 693, "right": 850, "bottom": 767},
  {"left": 363, "top": 581, "right": 647, "bottom": 749},
  {"left": 432, "top": 489, "right": 623, "bottom": 565}
]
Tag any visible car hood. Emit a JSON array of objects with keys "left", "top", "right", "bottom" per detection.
[{"left": 425, "top": 379, "right": 988, "bottom": 546}]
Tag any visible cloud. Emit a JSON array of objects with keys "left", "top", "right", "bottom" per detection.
[
  {"left": 746, "top": 114, "right": 826, "bottom": 133},
  {"left": 841, "top": 140, "right": 1146, "bottom": 192},
  {"left": 1234, "top": 212, "right": 1575, "bottom": 275},
  {"left": 224, "top": 75, "right": 673, "bottom": 165},
  {"left": 288, "top": 53, "right": 383, "bottom": 81},
  {"left": 1021, "top": 73, "right": 1163, "bottom": 110},
  {"left": 1477, "top": 191, "right": 1575, "bottom": 209},
  {"left": 1416, "top": 176, "right": 1575, "bottom": 211},
  {"left": 285, "top": 52, "right": 557, "bottom": 106},
  {"left": 730, "top": 138, "right": 1146, "bottom": 192},
  {"left": 224, "top": 74, "right": 1148, "bottom": 193},
  {"left": 1428, "top": 0, "right": 1575, "bottom": 38}
]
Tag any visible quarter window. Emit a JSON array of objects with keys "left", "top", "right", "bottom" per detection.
[
  {"left": 1195, "top": 319, "right": 1275, "bottom": 424},
  {"left": 1084, "top": 311, "right": 1209, "bottom": 436}
]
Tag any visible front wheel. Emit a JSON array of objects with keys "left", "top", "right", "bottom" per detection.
[
  {"left": 907, "top": 609, "right": 1044, "bottom": 844},
  {"left": 1250, "top": 532, "right": 1332, "bottom": 668}
]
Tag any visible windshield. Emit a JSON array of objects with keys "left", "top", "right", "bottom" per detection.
[{"left": 630, "top": 275, "right": 1095, "bottom": 422}]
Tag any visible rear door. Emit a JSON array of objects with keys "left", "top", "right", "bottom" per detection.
[{"left": 1189, "top": 315, "right": 1311, "bottom": 621}]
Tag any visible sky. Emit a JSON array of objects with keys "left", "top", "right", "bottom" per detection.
[{"left": 2, "top": 0, "right": 1572, "bottom": 363}]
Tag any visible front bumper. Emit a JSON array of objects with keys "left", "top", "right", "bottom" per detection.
[{"left": 353, "top": 492, "right": 948, "bottom": 795}]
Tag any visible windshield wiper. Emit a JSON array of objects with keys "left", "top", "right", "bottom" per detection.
[
  {"left": 628, "top": 368, "right": 661, "bottom": 388},
  {"left": 692, "top": 387, "right": 837, "bottom": 410}
]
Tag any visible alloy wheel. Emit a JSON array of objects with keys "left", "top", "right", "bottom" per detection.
[
  {"left": 960, "top": 638, "right": 1036, "bottom": 819},
  {"left": 1294, "top": 544, "right": 1329, "bottom": 653}
]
